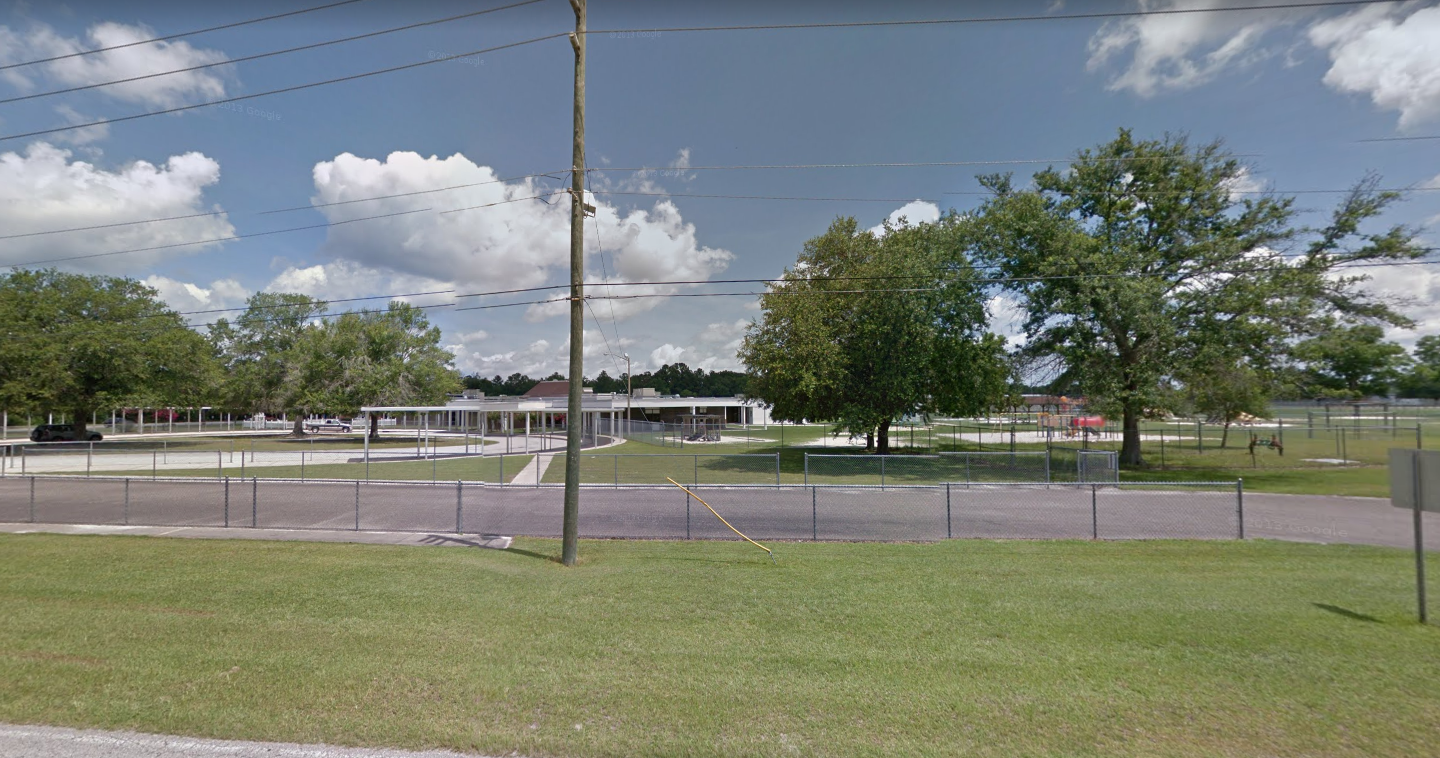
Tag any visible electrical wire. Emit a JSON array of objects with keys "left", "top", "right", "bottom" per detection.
[
  {"left": 0, "top": 170, "right": 568, "bottom": 241},
  {"left": 0, "top": 32, "right": 568, "bottom": 143},
  {"left": 584, "top": 1, "right": 1399, "bottom": 36},
  {"left": 0, "top": 0, "right": 546, "bottom": 106},
  {"left": 5, "top": 193, "right": 560, "bottom": 268},
  {"left": 0, "top": 0, "right": 369, "bottom": 72}
]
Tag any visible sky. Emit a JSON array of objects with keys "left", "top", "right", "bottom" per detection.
[{"left": 0, "top": 0, "right": 1437, "bottom": 381}]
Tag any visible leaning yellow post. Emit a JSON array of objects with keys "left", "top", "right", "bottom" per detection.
[{"left": 666, "top": 477, "right": 774, "bottom": 562}]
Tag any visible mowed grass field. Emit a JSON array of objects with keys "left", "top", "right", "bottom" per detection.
[{"left": 2, "top": 534, "right": 1438, "bottom": 757}]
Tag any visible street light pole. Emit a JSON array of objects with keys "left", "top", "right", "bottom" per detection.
[{"left": 607, "top": 352, "right": 631, "bottom": 438}]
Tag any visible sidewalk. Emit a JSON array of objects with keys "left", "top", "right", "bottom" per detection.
[
  {"left": 0, "top": 523, "right": 512, "bottom": 550},
  {"left": 0, "top": 724, "right": 498, "bottom": 758}
]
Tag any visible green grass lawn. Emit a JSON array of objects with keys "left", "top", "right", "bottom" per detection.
[{"left": 1, "top": 535, "right": 1437, "bottom": 757}]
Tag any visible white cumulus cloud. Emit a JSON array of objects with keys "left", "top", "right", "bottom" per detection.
[
  {"left": 1308, "top": 4, "right": 1440, "bottom": 130},
  {"left": 143, "top": 275, "right": 248, "bottom": 323},
  {"left": 0, "top": 141, "right": 233, "bottom": 272},
  {"left": 870, "top": 200, "right": 941, "bottom": 236},
  {"left": 0, "top": 20, "right": 230, "bottom": 109},
  {"left": 307, "top": 150, "right": 732, "bottom": 323},
  {"left": 1086, "top": 0, "right": 1301, "bottom": 96}
]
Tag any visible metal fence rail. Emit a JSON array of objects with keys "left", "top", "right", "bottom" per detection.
[{"left": 0, "top": 476, "right": 1241, "bottom": 542}]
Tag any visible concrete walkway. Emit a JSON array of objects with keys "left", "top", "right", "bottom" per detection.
[
  {"left": 0, "top": 724, "right": 494, "bottom": 758},
  {"left": 0, "top": 523, "right": 512, "bottom": 550}
]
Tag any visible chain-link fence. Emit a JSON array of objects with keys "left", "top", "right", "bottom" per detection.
[
  {"left": 0, "top": 476, "right": 1243, "bottom": 541},
  {"left": 803, "top": 452, "right": 1070, "bottom": 486}
]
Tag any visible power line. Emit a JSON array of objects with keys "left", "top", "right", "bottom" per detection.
[
  {"left": 4, "top": 193, "right": 558, "bottom": 268},
  {"left": 0, "top": 171, "right": 568, "bottom": 241},
  {"left": 586, "top": 173, "right": 625, "bottom": 358},
  {"left": 1357, "top": 135, "right": 1440, "bottom": 143},
  {"left": 584, "top": 1, "right": 1398, "bottom": 36},
  {"left": 0, "top": 0, "right": 546, "bottom": 106},
  {"left": 583, "top": 155, "right": 1266, "bottom": 173},
  {"left": 0, "top": 0, "right": 370, "bottom": 72},
  {"left": 0, "top": 32, "right": 568, "bottom": 143},
  {"left": 175, "top": 288, "right": 456, "bottom": 317},
  {"left": 6, "top": 208, "right": 431, "bottom": 267}
]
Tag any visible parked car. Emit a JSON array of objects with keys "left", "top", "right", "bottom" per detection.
[
  {"left": 30, "top": 424, "right": 103, "bottom": 442},
  {"left": 304, "top": 418, "right": 353, "bottom": 433}
]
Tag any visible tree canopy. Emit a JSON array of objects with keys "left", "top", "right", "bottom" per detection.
[
  {"left": 970, "top": 129, "right": 1425, "bottom": 465},
  {"left": 212, "top": 295, "right": 459, "bottom": 435},
  {"left": 1294, "top": 322, "right": 1409, "bottom": 399},
  {"left": 0, "top": 269, "right": 217, "bottom": 437},
  {"left": 740, "top": 215, "right": 1008, "bottom": 453}
]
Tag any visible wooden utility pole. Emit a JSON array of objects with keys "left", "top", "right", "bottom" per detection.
[{"left": 562, "top": 0, "right": 587, "bottom": 567}]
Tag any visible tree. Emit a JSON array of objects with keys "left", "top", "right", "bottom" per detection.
[
  {"left": 741, "top": 215, "right": 1008, "bottom": 453},
  {"left": 1182, "top": 351, "right": 1272, "bottom": 447},
  {"left": 1398, "top": 336, "right": 1440, "bottom": 401},
  {"left": 971, "top": 130, "right": 1424, "bottom": 465},
  {"left": 0, "top": 269, "right": 217, "bottom": 438},
  {"left": 1294, "top": 322, "right": 1408, "bottom": 398},
  {"left": 288, "top": 302, "right": 461, "bottom": 438},
  {"left": 210, "top": 293, "right": 328, "bottom": 435}
]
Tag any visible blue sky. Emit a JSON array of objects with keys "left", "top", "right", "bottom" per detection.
[{"left": 1, "top": 0, "right": 1437, "bottom": 380}]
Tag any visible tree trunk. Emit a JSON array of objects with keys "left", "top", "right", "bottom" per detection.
[
  {"left": 1220, "top": 420, "right": 1231, "bottom": 448},
  {"left": 877, "top": 419, "right": 891, "bottom": 456},
  {"left": 865, "top": 431, "right": 874, "bottom": 451},
  {"left": 291, "top": 417, "right": 307, "bottom": 437},
  {"left": 369, "top": 414, "right": 380, "bottom": 441},
  {"left": 1120, "top": 404, "right": 1143, "bottom": 467},
  {"left": 71, "top": 406, "right": 91, "bottom": 441}
]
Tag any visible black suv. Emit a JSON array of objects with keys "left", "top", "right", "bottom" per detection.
[{"left": 29, "top": 424, "right": 103, "bottom": 442}]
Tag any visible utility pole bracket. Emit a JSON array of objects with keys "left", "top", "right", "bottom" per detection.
[{"left": 569, "top": 32, "right": 581, "bottom": 53}]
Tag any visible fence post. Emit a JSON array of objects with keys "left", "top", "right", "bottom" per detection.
[
  {"left": 945, "top": 482, "right": 951, "bottom": 539},
  {"left": 354, "top": 481, "right": 360, "bottom": 531},
  {"left": 19, "top": 445, "right": 23, "bottom": 475},
  {"left": 456, "top": 480, "right": 463, "bottom": 534},
  {"left": 804, "top": 453, "right": 809, "bottom": 486},
  {"left": 223, "top": 477, "right": 229, "bottom": 527},
  {"left": 251, "top": 477, "right": 258, "bottom": 528},
  {"left": 1236, "top": 478, "right": 1245, "bottom": 539},
  {"left": 301, "top": 451, "right": 306, "bottom": 481},
  {"left": 775, "top": 453, "right": 781, "bottom": 487},
  {"left": 87, "top": 442, "right": 92, "bottom": 477},
  {"left": 1418, "top": 423, "right": 1423, "bottom": 451},
  {"left": 812, "top": 485, "right": 818, "bottom": 541},
  {"left": 1091, "top": 484, "right": 1098, "bottom": 540},
  {"left": 217, "top": 450, "right": 222, "bottom": 480},
  {"left": 694, "top": 455, "right": 699, "bottom": 486},
  {"left": 1043, "top": 450, "right": 1050, "bottom": 484},
  {"left": 880, "top": 456, "right": 886, "bottom": 491},
  {"left": 685, "top": 490, "right": 691, "bottom": 540},
  {"left": 29, "top": 476, "right": 35, "bottom": 522},
  {"left": 1341, "top": 427, "right": 1347, "bottom": 463},
  {"left": 615, "top": 455, "right": 619, "bottom": 488}
]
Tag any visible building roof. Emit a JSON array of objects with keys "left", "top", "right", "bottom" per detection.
[{"left": 523, "top": 380, "right": 569, "bottom": 398}]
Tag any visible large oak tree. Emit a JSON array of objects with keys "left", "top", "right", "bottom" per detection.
[
  {"left": 971, "top": 130, "right": 1425, "bottom": 465},
  {"left": 740, "top": 215, "right": 1007, "bottom": 454}
]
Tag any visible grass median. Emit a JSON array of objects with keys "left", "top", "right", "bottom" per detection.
[{"left": 2, "top": 534, "right": 1437, "bottom": 757}]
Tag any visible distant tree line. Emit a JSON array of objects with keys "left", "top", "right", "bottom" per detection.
[{"left": 463, "top": 363, "right": 749, "bottom": 398}]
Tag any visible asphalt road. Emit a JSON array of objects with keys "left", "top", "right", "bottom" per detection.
[
  {"left": 1, "top": 477, "right": 1435, "bottom": 547},
  {"left": 0, "top": 724, "right": 486, "bottom": 758}
]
